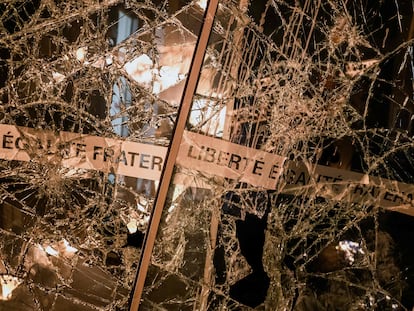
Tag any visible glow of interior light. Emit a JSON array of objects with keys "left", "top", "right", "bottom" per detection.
[
  {"left": 196, "top": 0, "right": 207, "bottom": 9},
  {"left": 91, "top": 58, "right": 105, "bottom": 69},
  {"left": 157, "top": 65, "right": 180, "bottom": 92},
  {"left": 166, "top": 204, "right": 177, "bottom": 222},
  {"left": 127, "top": 219, "right": 138, "bottom": 234},
  {"left": 125, "top": 53, "right": 186, "bottom": 94},
  {"left": 52, "top": 72, "right": 65, "bottom": 83},
  {"left": 43, "top": 239, "right": 78, "bottom": 258},
  {"left": 215, "top": 106, "right": 227, "bottom": 137},
  {"left": 152, "top": 81, "right": 161, "bottom": 94},
  {"left": 189, "top": 98, "right": 226, "bottom": 136},
  {"left": 189, "top": 98, "right": 207, "bottom": 125},
  {"left": 62, "top": 239, "right": 78, "bottom": 254},
  {"left": 106, "top": 56, "right": 113, "bottom": 66},
  {"left": 61, "top": 168, "right": 87, "bottom": 178},
  {"left": 137, "top": 201, "right": 148, "bottom": 213},
  {"left": 45, "top": 246, "right": 59, "bottom": 256},
  {"left": 172, "top": 185, "right": 185, "bottom": 202},
  {"left": 75, "top": 47, "right": 87, "bottom": 62},
  {"left": 336, "top": 240, "right": 364, "bottom": 265},
  {"left": 124, "top": 54, "right": 154, "bottom": 85},
  {"left": 167, "top": 203, "right": 177, "bottom": 214},
  {"left": 368, "top": 295, "right": 375, "bottom": 307},
  {"left": 0, "top": 275, "right": 22, "bottom": 301}
]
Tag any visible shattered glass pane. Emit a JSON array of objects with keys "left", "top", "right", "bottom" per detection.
[
  {"left": 3, "top": 0, "right": 414, "bottom": 310},
  {"left": 0, "top": 0, "right": 203, "bottom": 309},
  {"left": 139, "top": 0, "right": 414, "bottom": 310}
]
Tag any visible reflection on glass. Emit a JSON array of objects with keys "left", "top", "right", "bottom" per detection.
[
  {"left": 2, "top": 0, "right": 414, "bottom": 310},
  {"left": 139, "top": 1, "right": 414, "bottom": 310},
  {"left": 0, "top": 1, "right": 204, "bottom": 310}
]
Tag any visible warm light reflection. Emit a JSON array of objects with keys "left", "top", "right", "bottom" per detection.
[
  {"left": 158, "top": 65, "right": 182, "bottom": 92},
  {"left": 336, "top": 240, "right": 364, "bottom": 265},
  {"left": 189, "top": 98, "right": 226, "bottom": 136},
  {"left": 43, "top": 239, "right": 78, "bottom": 258},
  {"left": 124, "top": 53, "right": 186, "bottom": 94},
  {"left": 172, "top": 185, "right": 186, "bottom": 202},
  {"left": 0, "top": 275, "right": 22, "bottom": 301},
  {"left": 124, "top": 54, "right": 153, "bottom": 86},
  {"left": 196, "top": 0, "right": 208, "bottom": 9},
  {"left": 127, "top": 219, "right": 138, "bottom": 234},
  {"left": 45, "top": 245, "right": 59, "bottom": 256},
  {"left": 127, "top": 201, "right": 150, "bottom": 234},
  {"left": 137, "top": 200, "right": 148, "bottom": 213},
  {"left": 61, "top": 239, "right": 78, "bottom": 255},
  {"left": 75, "top": 47, "right": 87, "bottom": 63},
  {"left": 52, "top": 71, "right": 65, "bottom": 83}
]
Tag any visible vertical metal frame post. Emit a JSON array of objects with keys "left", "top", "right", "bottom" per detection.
[{"left": 129, "top": 1, "right": 219, "bottom": 310}]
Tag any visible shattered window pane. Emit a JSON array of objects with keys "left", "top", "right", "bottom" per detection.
[
  {"left": 140, "top": 0, "right": 414, "bottom": 310},
  {"left": 0, "top": 0, "right": 203, "bottom": 309},
  {"left": 3, "top": 0, "right": 414, "bottom": 310}
]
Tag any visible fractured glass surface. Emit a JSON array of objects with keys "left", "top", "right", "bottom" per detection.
[
  {"left": 140, "top": 0, "right": 414, "bottom": 310},
  {"left": 0, "top": 0, "right": 202, "bottom": 309},
  {"left": 2, "top": 0, "right": 414, "bottom": 310}
]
